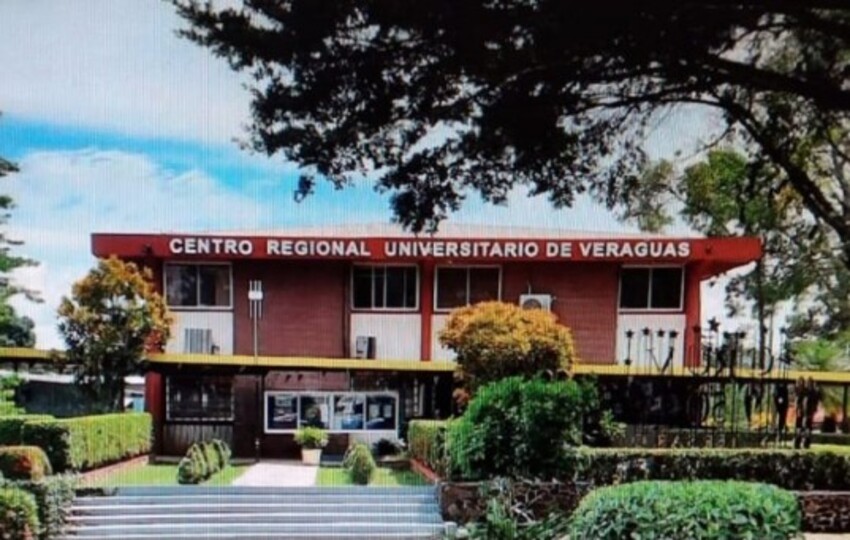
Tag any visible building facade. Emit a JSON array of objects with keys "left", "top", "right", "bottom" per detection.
[{"left": 92, "top": 225, "right": 761, "bottom": 457}]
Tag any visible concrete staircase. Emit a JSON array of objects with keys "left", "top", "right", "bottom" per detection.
[{"left": 62, "top": 486, "right": 451, "bottom": 539}]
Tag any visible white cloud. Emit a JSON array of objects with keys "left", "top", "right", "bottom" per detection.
[{"left": 0, "top": 1, "right": 250, "bottom": 143}]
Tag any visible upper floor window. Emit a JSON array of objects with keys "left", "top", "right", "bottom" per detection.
[
  {"left": 619, "top": 267, "right": 683, "bottom": 310},
  {"left": 165, "top": 263, "right": 231, "bottom": 308},
  {"left": 436, "top": 266, "right": 500, "bottom": 310},
  {"left": 352, "top": 265, "right": 418, "bottom": 310}
]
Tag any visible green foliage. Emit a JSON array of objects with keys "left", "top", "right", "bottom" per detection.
[
  {"left": 0, "top": 415, "right": 53, "bottom": 446},
  {"left": 447, "top": 377, "right": 591, "bottom": 480},
  {"left": 294, "top": 427, "right": 328, "bottom": 449},
  {"left": 57, "top": 257, "right": 172, "bottom": 411},
  {"left": 0, "top": 375, "right": 24, "bottom": 417},
  {"left": 0, "top": 303, "right": 36, "bottom": 348},
  {"left": 407, "top": 420, "right": 449, "bottom": 475},
  {"left": 0, "top": 486, "right": 38, "bottom": 540},
  {"left": 372, "top": 438, "right": 403, "bottom": 458},
  {"left": 569, "top": 481, "right": 801, "bottom": 540},
  {"left": 4, "top": 474, "right": 78, "bottom": 540},
  {"left": 439, "top": 302, "right": 576, "bottom": 400},
  {"left": 20, "top": 413, "right": 151, "bottom": 472},
  {"left": 177, "top": 440, "right": 231, "bottom": 484},
  {"left": 0, "top": 447, "right": 52, "bottom": 481},
  {"left": 466, "top": 480, "right": 574, "bottom": 540},
  {"left": 567, "top": 448, "right": 850, "bottom": 491},
  {"left": 343, "top": 443, "right": 376, "bottom": 485}
]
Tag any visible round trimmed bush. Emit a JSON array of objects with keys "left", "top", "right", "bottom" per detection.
[
  {"left": 343, "top": 443, "right": 376, "bottom": 485},
  {"left": 0, "top": 486, "right": 39, "bottom": 539},
  {"left": 211, "top": 439, "right": 231, "bottom": 470},
  {"left": 201, "top": 442, "right": 220, "bottom": 475},
  {"left": 0, "top": 446, "right": 52, "bottom": 481},
  {"left": 569, "top": 480, "right": 801, "bottom": 540}
]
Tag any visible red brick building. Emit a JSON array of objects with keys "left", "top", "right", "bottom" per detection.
[{"left": 92, "top": 225, "right": 761, "bottom": 457}]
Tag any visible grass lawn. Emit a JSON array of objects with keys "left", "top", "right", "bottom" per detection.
[
  {"left": 83, "top": 463, "right": 250, "bottom": 488},
  {"left": 316, "top": 467, "right": 427, "bottom": 487},
  {"left": 812, "top": 443, "right": 850, "bottom": 454}
]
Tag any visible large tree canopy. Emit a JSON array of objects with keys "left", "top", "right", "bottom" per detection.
[{"left": 173, "top": 2, "right": 850, "bottom": 245}]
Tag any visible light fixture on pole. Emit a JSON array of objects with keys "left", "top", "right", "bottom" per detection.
[{"left": 249, "top": 280, "right": 264, "bottom": 461}]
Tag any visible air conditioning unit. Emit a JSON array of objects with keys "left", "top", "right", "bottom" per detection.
[
  {"left": 519, "top": 294, "right": 553, "bottom": 311},
  {"left": 184, "top": 328, "right": 214, "bottom": 354},
  {"left": 354, "top": 336, "right": 376, "bottom": 359}
]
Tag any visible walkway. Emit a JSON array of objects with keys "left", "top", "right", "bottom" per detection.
[{"left": 231, "top": 460, "right": 318, "bottom": 487}]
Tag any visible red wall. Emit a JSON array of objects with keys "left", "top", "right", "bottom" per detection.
[
  {"left": 502, "top": 262, "right": 619, "bottom": 364},
  {"left": 233, "top": 261, "right": 347, "bottom": 357}
]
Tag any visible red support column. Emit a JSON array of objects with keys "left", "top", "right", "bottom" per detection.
[
  {"left": 420, "top": 261, "right": 435, "bottom": 361},
  {"left": 683, "top": 264, "right": 703, "bottom": 368},
  {"left": 144, "top": 371, "right": 165, "bottom": 456}
]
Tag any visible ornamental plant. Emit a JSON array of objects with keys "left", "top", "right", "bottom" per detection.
[
  {"left": 439, "top": 301, "right": 575, "bottom": 403},
  {"left": 57, "top": 257, "right": 172, "bottom": 412},
  {"left": 343, "top": 443, "right": 376, "bottom": 485},
  {"left": 294, "top": 427, "right": 328, "bottom": 449}
]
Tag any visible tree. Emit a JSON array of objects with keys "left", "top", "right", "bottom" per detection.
[
  {"left": 57, "top": 257, "right": 171, "bottom": 411},
  {"left": 174, "top": 3, "right": 850, "bottom": 253},
  {"left": 439, "top": 301, "right": 575, "bottom": 403},
  {"left": 0, "top": 303, "right": 35, "bottom": 347}
]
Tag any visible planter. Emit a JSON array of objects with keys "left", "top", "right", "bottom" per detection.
[{"left": 301, "top": 448, "right": 322, "bottom": 465}]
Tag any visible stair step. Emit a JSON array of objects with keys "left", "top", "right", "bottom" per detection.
[
  {"left": 69, "top": 511, "right": 443, "bottom": 525},
  {"left": 72, "top": 501, "right": 438, "bottom": 514},
  {"left": 63, "top": 521, "right": 446, "bottom": 537},
  {"left": 74, "top": 494, "right": 435, "bottom": 505},
  {"left": 65, "top": 533, "right": 441, "bottom": 539}
]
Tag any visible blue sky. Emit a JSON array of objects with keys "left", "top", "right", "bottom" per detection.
[{"left": 0, "top": 0, "right": 739, "bottom": 348}]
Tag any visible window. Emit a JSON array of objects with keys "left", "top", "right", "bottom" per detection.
[
  {"left": 166, "top": 376, "right": 234, "bottom": 421},
  {"left": 619, "top": 267, "right": 684, "bottom": 310},
  {"left": 352, "top": 266, "right": 417, "bottom": 310},
  {"left": 436, "top": 267, "right": 500, "bottom": 310},
  {"left": 264, "top": 391, "right": 398, "bottom": 433},
  {"left": 165, "top": 264, "right": 231, "bottom": 308}
]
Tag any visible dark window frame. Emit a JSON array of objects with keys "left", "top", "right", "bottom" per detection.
[
  {"left": 350, "top": 264, "right": 419, "bottom": 311},
  {"left": 434, "top": 265, "right": 502, "bottom": 311},
  {"left": 163, "top": 262, "right": 232, "bottom": 309},
  {"left": 165, "top": 375, "right": 235, "bottom": 422}
]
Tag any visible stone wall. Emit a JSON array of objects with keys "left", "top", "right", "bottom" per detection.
[
  {"left": 799, "top": 492, "right": 850, "bottom": 533},
  {"left": 439, "top": 480, "right": 589, "bottom": 524},
  {"left": 440, "top": 481, "right": 850, "bottom": 533}
]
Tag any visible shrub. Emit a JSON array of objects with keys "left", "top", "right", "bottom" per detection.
[
  {"left": 0, "top": 416, "right": 54, "bottom": 446},
  {"left": 569, "top": 481, "right": 801, "bottom": 540},
  {"left": 344, "top": 443, "right": 376, "bottom": 485},
  {"left": 408, "top": 420, "right": 449, "bottom": 474},
  {"left": 0, "top": 447, "right": 52, "bottom": 481},
  {"left": 294, "top": 427, "right": 328, "bottom": 449},
  {"left": 177, "top": 440, "right": 231, "bottom": 485},
  {"left": 20, "top": 412, "right": 151, "bottom": 472},
  {"left": 201, "top": 442, "right": 220, "bottom": 475},
  {"left": 438, "top": 301, "right": 576, "bottom": 399},
  {"left": 372, "top": 438, "right": 403, "bottom": 458},
  {"left": 448, "top": 377, "right": 590, "bottom": 480},
  {"left": 177, "top": 456, "right": 201, "bottom": 485},
  {"left": 211, "top": 439, "right": 231, "bottom": 470},
  {"left": 566, "top": 448, "right": 850, "bottom": 491},
  {"left": 5, "top": 474, "right": 78, "bottom": 540},
  {"left": 0, "top": 487, "right": 39, "bottom": 540}
]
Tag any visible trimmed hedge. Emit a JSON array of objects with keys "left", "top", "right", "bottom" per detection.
[
  {"left": 0, "top": 447, "right": 52, "bottom": 481},
  {"left": 566, "top": 448, "right": 850, "bottom": 491},
  {"left": 344, "top": 443, "right": 376, "bottom": 485},
  {"left": 21, "top": 413, "right": 151, "bottom": 472},
  {"left": 408, "top": 420, "right": 448, "bottom": 475},
  {"left": 0, "top": 416, "right": 54, "bottom": 446},
  {"left": 0, "top": 486, "right": 39, "bottom": 540},
  {"left": 569, "top": 481, "right": 801, "bottom": 540},
  {"left": 3, "top": 475, "right": 78, "bottom": 540}
]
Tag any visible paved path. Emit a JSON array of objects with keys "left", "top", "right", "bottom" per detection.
[
  {"left": 806, "top": 535, "right": 850, "bottom": 539},
  {"left": 230, "top": 460, "right": 318, "bottom": 487}
]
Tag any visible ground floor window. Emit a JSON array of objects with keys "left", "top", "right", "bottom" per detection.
[
  {"left": 264, "top": 391, "right": 398, "bottom": 433},
  {"left": 166, "top": 376, "right": 234, "bottom": 422}
]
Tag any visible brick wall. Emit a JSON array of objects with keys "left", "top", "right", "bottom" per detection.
[
  {"left": 502, "top": 263, "right": 619, "bottom": 364},
  {"left": 233, "top": 261, "right": 347, "bottom": 357}
]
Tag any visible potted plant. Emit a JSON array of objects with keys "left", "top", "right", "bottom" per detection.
[{"left": 294, "top": 427, "right": 328, "bottom": 465}]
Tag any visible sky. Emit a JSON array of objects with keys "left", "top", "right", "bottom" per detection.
[{"left": 0, "top": 0, "right": 748, "bottom": 349}]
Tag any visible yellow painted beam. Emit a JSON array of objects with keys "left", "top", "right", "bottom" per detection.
[
  {"left": 146, "top": 352, "right": 458, "bottom": 373},
  {"left": 0, "top": 347, "right": 60, "bottom": 361}
]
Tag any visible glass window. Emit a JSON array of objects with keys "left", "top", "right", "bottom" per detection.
[
  {"left": 164, "top": 264, "right": 230, "bottom": 308},
  {"left": 267, "top": 393, "right": 298, "bottom": 431},
  {"left": 619, "top": 267, "right": 683, "bottom": 310},
  {"left": 166, "top": 376, "right": 233, "bottom": 421},
  {"left": 351, "top": 266, "right": 418, "bottom": 310},
  {"left": 299, "top": 395, "right": 331, "bottom": 429},
  {"left": 436, "top": 267, "right": 501, "bottom": 310},
  {"left": 650, "top": 268, "right": 683, "bottom": 309},
  {"left": 332, "top": 394, "right": 365, "bottom": 430},
  {"left": 366, "top": 395, "right": 397, "bottom": 430}
]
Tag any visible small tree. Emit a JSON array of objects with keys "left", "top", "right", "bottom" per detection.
[
  {"left": 439, "top": 301, "right": 576, "bottom": 403},
  {"left": 57, "top": 257, "right": 171, "bottom": 412}
]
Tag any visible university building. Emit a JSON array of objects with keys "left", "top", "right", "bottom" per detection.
[{"left": 91, "top": 225, "right": 762, "bottom": 458}]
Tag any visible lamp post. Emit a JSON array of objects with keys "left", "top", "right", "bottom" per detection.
[{"left": 249, "top": 280, "right": 264, "bottom": 462}]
